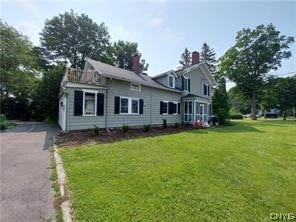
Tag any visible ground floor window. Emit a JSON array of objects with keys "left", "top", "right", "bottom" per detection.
[
  {"left": 83, "top": 91, "right": 96, "bottom": 116},
  {"left": 120, "top": 97, "right": 129, "bottom": 114},
  {"left": 120, "top": 97, "right": 139, "bottom": 114},
  {"left": 131, "top": 99, "right": 139, "bottom": 114}
]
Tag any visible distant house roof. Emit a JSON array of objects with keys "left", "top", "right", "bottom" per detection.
[{"left": 86, "top": 58, "right": 182, "bottom": 93}]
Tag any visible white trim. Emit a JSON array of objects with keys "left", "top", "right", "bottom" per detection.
[
  {"left": 82, "top": 91, "right": 97, "bottom": 116},
  {"left": 65, "top": 82, "right": 107, "bottom": 89},
  {"left": 168, "top": 75, "right": 175, "bottom": 88},
  {"left": 130, "top": 83, "right": 141, "bottom": 92}
]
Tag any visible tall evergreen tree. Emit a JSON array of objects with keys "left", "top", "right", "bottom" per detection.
[
  {"left": 200, "top": 43, "right": 217, "bottom": 73},
  {"left": 179, "top": 48, "right": 191, "bottom": 68},
  {"left": 212, "top": 77, "right": 230, "bottom": 124}
]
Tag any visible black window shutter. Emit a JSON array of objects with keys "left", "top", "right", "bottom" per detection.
[
  {"left": 181, "top": 76, "right": 184, "bottom": 90},
  {"left": 207, "top": 85, "right": 210, "bottom": 96},
  {"left": 178, "top": 103, "right": 180, "bottom": 114},
  {"left": 114, "top": 96, "right": 120, "bottom": 114},
  {"left": 188, "top": 79, "right": 191, "bottom": 92},
  {"left": 74, "top": 90, "right": 83, "bottom": 116},
  {"left": 160, "top": 101, "right": 163, "bottom": 114},
  {"left": 97, "top": 93, "right": 104, "bottom": 116},
  {"left": 204, "top": 84, "right": 207, "bottom": 95},
  {"left": 139, "top": 99, "right": 144, "bottom": 114},
  {"left": 168, "top": 102, "right": 174, "bottom": 114}
]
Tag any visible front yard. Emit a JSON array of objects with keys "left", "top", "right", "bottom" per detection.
[{"left": 60, "top": 120, "right": 296, "bottom": 221}]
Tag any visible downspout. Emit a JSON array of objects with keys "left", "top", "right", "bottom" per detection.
[{"left": 105, "top": 79, "right": 110, "bottom": 132}]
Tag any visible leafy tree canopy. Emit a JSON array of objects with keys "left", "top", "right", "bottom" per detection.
[
  {"left": 40, "top": 10, "right": 112, "bottom": 68},
  {"left": 220, "top": 24, "right": 294, "bottom": 119},
  {"left": 113, "top": 40, "right": 148, "bottom": 71}
]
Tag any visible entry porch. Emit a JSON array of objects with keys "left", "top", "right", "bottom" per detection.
[{"left": 182, "top": 95, "right": 212, "bottom": 123}]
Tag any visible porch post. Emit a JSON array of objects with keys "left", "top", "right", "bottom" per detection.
[{"left": 193, "top": 101, "right": 196, "bottom": 122}]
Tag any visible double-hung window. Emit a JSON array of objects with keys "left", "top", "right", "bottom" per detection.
[
  {"left": 120, "top": 97, "right": 129, "bottom": 114},
  {"left": 184, "top": 77, "right": 189, "bottom": 91},
  {"left": 120, "top": 97, "right": 139, "bottom": 114},
  {"left": 168, "top": 75, "right": 175, "bottom": 88},
  {"left": 131, "top": 99, "right": 139, "bottom": 114},
  {"left": 204, "top": 84, "right": 210, "bottom": 96}
]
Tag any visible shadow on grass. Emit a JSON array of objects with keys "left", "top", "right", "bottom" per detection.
[{"left": 188, "top": 121, "right": 265, "bottom": 134}]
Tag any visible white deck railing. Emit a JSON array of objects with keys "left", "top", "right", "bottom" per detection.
[{"left": 184, "top": 114, "right": 209, "bottom": 122}]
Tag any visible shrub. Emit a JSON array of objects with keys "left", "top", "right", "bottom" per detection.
[
  {"left": 93, "top": 125, "right": 99, "bottom": 135},
  {"left": 230, "top": 113, "right": 243, "bottom": 119},
  {"left": 174, "top": 122, "right": 179, "bottom": 128},
  {"left": 122, "top": 124, "right": 129, "bottom": 133},
  {"left": 162, "top": 119, "right": 167, "bottom": 129},
  {"left": 143, "top": 124, "right": 150, "bottom": 132},
  {"left": 0, "top": 114, "right": 15, "bottom": 130}
]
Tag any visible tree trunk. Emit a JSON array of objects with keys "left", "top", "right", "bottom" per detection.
[
  {"left": 283, "top": 110, "right": 287, "bottom": 120},
  {"left": 251, "top": 92, "right": 257, "bottom": 120}
]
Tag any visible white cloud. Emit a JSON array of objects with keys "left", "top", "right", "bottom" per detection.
[
  {"left": 19, "top": 0, "right": 41, "bottom": 18},
  {"left": 147, "top": 17, "right": 164, "bottom": 27},
  {"left": 18, "top": 21, "right": 41, "bottom": 45},
  {"left": 161, "top": 26, "right": 184, "bottom": 43},
  {"left": 110, "top": 25, "right": 142, "bottom": 42}
]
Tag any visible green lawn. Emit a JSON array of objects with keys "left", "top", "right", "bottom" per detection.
[{"left": 60, "top": 120, "right": 296, "bottom": 221}]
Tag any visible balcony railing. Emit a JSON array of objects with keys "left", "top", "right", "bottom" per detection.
[{"left": 61, "top": 68, "right": 105, "bottom": 86}]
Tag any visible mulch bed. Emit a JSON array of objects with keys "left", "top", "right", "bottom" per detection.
[{"left": 56, "top": 125, "right": 202, "bottom": 147}]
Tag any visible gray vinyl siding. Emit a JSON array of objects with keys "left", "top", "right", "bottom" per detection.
[
  {"left": 66, "top": 87, "right": 107, "bottom": 130},
  {"left": 153, "top": 75, "right": 169, "bottom": 87},
  {"left": 107, "top": 79, "right": 181, "bottom": 128},
  {"left": 65, "top": 79, "right": 182, "bottom": 130},
  {"left": 175, "top": 77, "right": 182, "bottom": 90},
  {"left": 186, "top": 68, "right": 212, "bottom": 99}
]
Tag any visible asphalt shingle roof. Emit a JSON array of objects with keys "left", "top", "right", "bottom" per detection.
[{"left": 87, "top": 58, "right": 181, "bottom": 93}]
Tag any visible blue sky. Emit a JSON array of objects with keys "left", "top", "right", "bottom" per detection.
[{"left": 1, "top": 0, "right": 295, "bottom": 81}]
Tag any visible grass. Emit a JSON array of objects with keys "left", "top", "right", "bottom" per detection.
[{"left": 60, "top": 120, "right": 296, "bottom": 221}]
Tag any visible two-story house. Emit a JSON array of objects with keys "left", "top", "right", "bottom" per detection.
[{"left": 58, "top": 51, "right": 216, "bottom": 131}]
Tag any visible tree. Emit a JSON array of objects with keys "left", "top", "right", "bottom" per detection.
[
  {"left": 228, "top": 86, "right": 251, "bottom": 114},
  {"left": 0, "top": 21, "right": 39, "bottom": 119},
  {"left": 40, "top": 10, "right": 112, "bottom": 69},
  {"left": 262, "top": 76, "right": 296, "bottom": 120},
  {"left": 113, "top": 40, "right": 148, "bottom": 71},
  {"left": 212, "top": 77, "right": 230, "bottom": 124},
  {"left": 31, "top": 65, "right": 65, "bottom": 120},
  {"left": 179, "top": 48, "right": 191, "bottom": 68},
  {"left": 200, "top": 43, "right": 217, "bottom": 73},
  {"left": 220, "top": 24, "right": 294, "bottom": 120}
]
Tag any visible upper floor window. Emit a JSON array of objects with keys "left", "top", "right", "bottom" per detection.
[
  {"left": 203, "top": 84, "right": 210, "bottom": 96},
  {"left": 131, "top": 83, "right": 141, "bottom": 91},
  {"left": 168, "top": 75, "right": 175, "bottom": 88},
  {"left": 184, "top": 77, "right": 189, "bottom": 91}
]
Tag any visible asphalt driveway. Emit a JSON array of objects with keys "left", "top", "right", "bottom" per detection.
[{"left": 0, "top": 122, "right": 58, "bottom": 222}]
